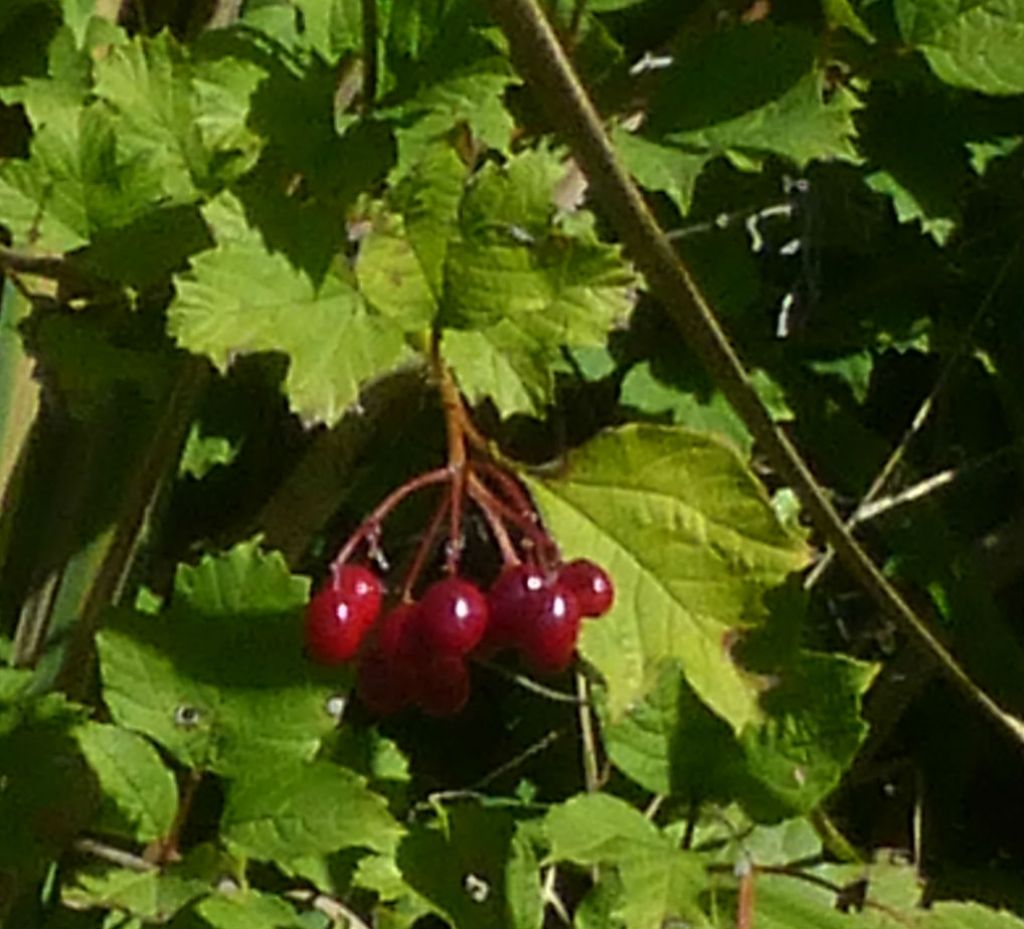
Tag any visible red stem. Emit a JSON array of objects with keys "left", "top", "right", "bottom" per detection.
[
  {"left": 332, "top": 467, "right": 451, "bottom": 570},
  {"left": 468, "top": 474, "right": 559, "bottom": 568},
  {"left": 401, "top": 490, "right": 451, "bottom": 600}
]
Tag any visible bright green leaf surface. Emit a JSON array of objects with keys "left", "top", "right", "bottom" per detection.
[
  {"left": 62, "top": 865, "right": 207, "bottom": 923},
  {"left": 74, "top": 722, "right": 178, "bottom": 842},
  {"left": 222, "top": 759, "right": 402, "bottom": 862},
  {"left": 97, "top": 540, "right": 340, "bottom": 775},
  {"left": 545, "top": 793, "right": 660, "bottom": 864},
  {"left": 0, "top": 105, "right": 171, "bottom": 250},
  {"left": 169, "top": 194, "right": 414, "bottom": 426},
  {"left": 896, "top": 0, "right": 1024, "bottom": 95},
  {"left": 528, "top": 425, "right": 810, "bottom": 728},
  {"left": 192, "top": 889, "right": 308, "bottom": 929},
  {"left": 612, "top": 127, "right": 709, "bottom": 217},
  {"left": 545, "top": 793, "right": 709, "bottom": 929}
]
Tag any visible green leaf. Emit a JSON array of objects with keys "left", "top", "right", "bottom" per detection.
[
  {"left": 0, "top": 103, "right": 172, "bottom": 250},
  {"left": 527, "top": 425, "right": 810, "bottom": 729},
  {"left": 391, "top": 62, "right": 518, "bottom": 174},
  {"left": 865, "top": 170, "right": 956, "bottom": 245},
  {"left": 896, "top": 0, "right": 1024, "bottom": 95},
  {"left": 822, "top": 0, "right": 875, "bottom": 41},
  {"left": 740, "top": 651, "right": 878, "bottom": 815},
  {"left": 74, "top": 722, "right": 178, "bottom": 843},
  {"left": 648, "top": 24, "right": 860, "bottom": 169},
  {"left": 62, "top": 865, "right": 208, "bottom": 924},
  {"left": 620, "top": 361, "right": 753, "bottom": 454},
  {"left": 0, "top": 671, "right": 97, "bottom": 893},
  {"left": 222, "top": 759, "right": 402, "bottom": 862},
  {"left": 96, "top": 540, "right": 341, "bottom": 775},
  {"left": 395, "top": 804, "right": 542, "bottom": 929},
  {"left": 441, "top": 152, "right": 634, "bottom": 415},
  {"left": 169, "top": 193, "right": 415, "bottom": 427},
  {"left": 612, "top": 127, "right": 710, "bottom": 218},
  {"left": 600, "top": 662, "right": 748, "bottom": 801},
  {"left": 359, "top": 147, "right": 634, "bottom": 417},
  {"left": 191, "top": 889, "right": 308, "bottom": 929},
  {"left": 544, "top": 794, "right": 709, "bottom": 929},
  {"left": 545, "top": 793, "right": 661, "bottom": 864},
  {"left": 93, "top": 32, "right": 266, "bottom": 196}
]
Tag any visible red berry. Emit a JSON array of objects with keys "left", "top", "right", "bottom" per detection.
[
  {"left": 304, "top": 565, "right": 383, "bottom": 664},
  {"left": 333, "top": 564, "right": 383, "bottom": 620},
  {"left": 376, "top": 601, "right": 419, "bottom": 658},
  {"left": 356, "top": 648, "right": 414, "bottom": 715},
  {"left": 558, "top": 559, "right": 614, "bottom": 617},
  {"left": 521, "top": 584, "right": 581, "bottom": 674},
  {"left": 484, "top": 563, "right": 547, "bottom": 653},
  {"left": 418, "top": 577, "right": 489, "bottom": 655},
  {"left": 415, "top": 652, "right": 470, "bottom": 717}
]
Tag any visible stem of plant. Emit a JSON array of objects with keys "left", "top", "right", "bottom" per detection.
[
  {"left": 401, "top": 489, "right": 452, "bottom": 600},
  {"left": 332, "top": 467, "right": 451, "bottom": 569},
  {"left": 468, "top": 472, "right": 558, "bottom": 566},
  {"left": 436, "top": 354, "right": 468, "bottom": 575}
]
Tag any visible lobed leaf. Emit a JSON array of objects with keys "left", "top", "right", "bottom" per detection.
[
  {"left": 96, "top": 540, "right": 341, "bottom": 775},
  {"left": 169, "top": 193, "right": 415, "bottom": 427}
]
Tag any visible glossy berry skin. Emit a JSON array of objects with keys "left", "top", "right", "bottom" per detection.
[
  {"left": 415, "top": 652, "right": 471, "bottom": 717},
  {"left": 418, "top": 577, "right": 489, "bottom": 656},
  {"left": 305, "top": 583, "right": 373, "bottom": 663},
  {"left": 333, "top": 564, "right": 384, "bottom": 621},
  {"left": 376, "top": 601, "right": 419, "bottom": 658},
  {"left": 558, "top": 559, "right": 614, "bottom": 618},
  {"left": 521, "top": 584, "right": 582, "bottom": 674},
  {"left": 484, "top": 563, "right": 547, "bottom": 653}
]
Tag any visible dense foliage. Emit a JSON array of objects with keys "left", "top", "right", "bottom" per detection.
[{"left": 2, "top": 0, "right": 1024, "bottom": 927}]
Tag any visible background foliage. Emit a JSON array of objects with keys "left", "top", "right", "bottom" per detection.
[{"left": 2, "top": 0, "right": 1024, "bottom": 927}]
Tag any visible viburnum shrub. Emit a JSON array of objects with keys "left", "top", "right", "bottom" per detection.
[{"left": 304, "top": 362, "right": 614, "bottom": 715}]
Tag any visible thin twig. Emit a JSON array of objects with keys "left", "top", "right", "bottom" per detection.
[
  {"left": 805, "top": 239, "right": 1022, "bottom": 589},
  {"left": 74, "top": 837, "right": 155, "bottom": 873},
  {"left": 576, "top": 671, "right": 600, "bottom": 791},
  {"left": 477, "top": 658, "right": 586, "bottom": 703},
  {"left": 471, "top": 729, "right": 562, "bottom": 789},
  {"left": 847, "top": 443, "right": 1017, "bottom": 527},
  {"left": 286, "top": 889, "right": 373, "bottom": 929}
]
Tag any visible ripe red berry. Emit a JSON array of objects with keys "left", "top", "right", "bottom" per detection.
[
  {"left": 304, "top": 565, "right": 383, "bottom": 664},
  {"left": 558, "top": 559, "right": 614, "bottom": 617},
  {"left": 305, "top": 587, "right": 368, "bottom": 663},
  {"left": 415, "top": 652, "right": 470, "bottom": 717},
  {"left": 521, "top": 584, "right": 582, "bottom": 674},
  {"left": 333, "top": 563, "right": 383, "bottom": 620},
  {"left": 484, "top": 563, "right": 547, "bottom": 653},
  {"left": 418, "top": 577, "right": 489, "bottom": 655},
  {"left": 376, "top": 601, "right": 419, "bottom": 658}
]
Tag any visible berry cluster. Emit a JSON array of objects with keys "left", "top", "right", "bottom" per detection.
[
  {"left": 302, "top": 364, "right": 615, "bottom": 716},
  {"left": 306, "top": 557, "right": 614, "bottom": 716}
]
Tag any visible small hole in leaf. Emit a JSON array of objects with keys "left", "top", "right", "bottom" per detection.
[{"left": 173, "top": 705, "right": 202, "bottom": 727}]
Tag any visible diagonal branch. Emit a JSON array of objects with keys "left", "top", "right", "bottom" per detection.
[{"left": 487, "top": 0, "right": 1024, "bottom": 746}]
